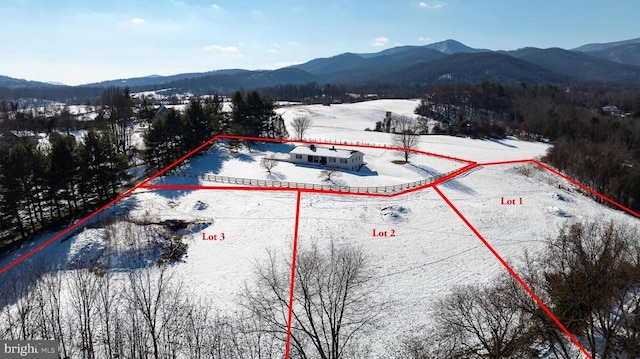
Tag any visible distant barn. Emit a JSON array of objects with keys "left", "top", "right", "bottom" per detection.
[{"left": 289, "top": 145, "right": 364, "bottom": 171}]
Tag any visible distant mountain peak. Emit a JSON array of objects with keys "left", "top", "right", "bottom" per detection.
[{"left": 424, "top": 39, "right": 489, "bottom": 54}]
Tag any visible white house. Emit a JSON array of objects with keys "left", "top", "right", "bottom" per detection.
[
  {"left": 289, "top": 145, "right": 364, "bottom": 171},
  {"left": 602, "top": 105, "right": 620, "bottom": 115}
]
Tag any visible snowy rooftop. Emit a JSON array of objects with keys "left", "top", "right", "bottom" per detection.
[{"left": 290, "top": 145, "right": 363, "bottom": 159}]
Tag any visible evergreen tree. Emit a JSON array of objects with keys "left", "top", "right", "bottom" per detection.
[
  {"left": 143, "top": 108, "right": 185, "bottom": 169},
  {"left": 78, "top": 129, "right": 109, "bottom": 202},
  {"left": 203, "top": 94, "right": 226, "bottom": 134},
  {"left": 47, "top": 135, "right": 79, "bottom": 218},
  {"left": 230, "top": 91, "right": 288, "bottom": 140},
  {"left": 183, "top": 98, "right": 211, "bottom": 150},
  {"left": 0, "top": 145, "right": 26, "bottom": 237}
]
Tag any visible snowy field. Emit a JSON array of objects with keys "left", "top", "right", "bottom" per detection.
[
  {"left": 277, "top": 100, "right": 554, "bottom": 163},
  {"left": 1, "top": 99, "right": 639, "bottom": 357},
  {"left": 154, "top": 139, "right": 466, "bottom": 189}
]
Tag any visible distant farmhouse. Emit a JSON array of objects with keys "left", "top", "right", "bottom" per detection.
[
  {"left": 289, "top": 145, "right": 364, "bottom": 171},
  {"left": 602, "top": 105, "right": 621, "bottom": 115},
  {"left": 0, "top": 130, "right": 38, "bottom": 145}
]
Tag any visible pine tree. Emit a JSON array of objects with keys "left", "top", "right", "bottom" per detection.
[
  {"left": 47, "top": 135, "right": 79, "bottom": 218},
  {"left": 0, "top": 145, "right": 26, "bottom": 238},
  {"left": 78, "top": 129, "right": 109, "bottom": 202},
  {"left": 230, "top": 91, "right": 288, "bottom": 139},
  {"left": 143, "top": 108, "right": 186, "bottom": 169}
]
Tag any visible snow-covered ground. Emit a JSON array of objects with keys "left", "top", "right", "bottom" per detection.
[
  {"left": 277, "top": 100, "right": 552, "bottom": 163},
  {"left": 1, "top": 99, "right": 638, "bottom": 356},
  {"left": 155, "top": 139, "right": 465, "bottom": 189}
]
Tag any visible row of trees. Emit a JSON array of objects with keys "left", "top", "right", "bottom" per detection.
[
  {"left": 0, "top": 131, "right": 129, "bottom": 241},
  {"left": 143, "top": 95, "right": 226, "bottom": 170},
  {"left": 397, "top": 221, "right": 640, "bottom": 359},
  {"left": 229, "top": 91, "right": 288, "bottom": 140},
  {"left": 415, "top": 82, "right": 640, "bottom": 212},
  {"left": 143, "top": 91, "right": 288, "bottom": 169}
]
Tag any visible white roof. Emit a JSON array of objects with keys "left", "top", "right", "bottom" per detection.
[{"left": 290, "top": 145, "right": 363, "bottom": 159}]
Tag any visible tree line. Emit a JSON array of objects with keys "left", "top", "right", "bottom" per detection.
[
  {"left": 142, "top": 91, "right": 288, "bottom": 170},
  {"left": 0, "top": 87, "right": 136, "bottom": 251},
  {"left": 0, "top": 130, "right": 129, "bottom": 242},
  {"left": 0, "top": 89, "right": 287, "bottom": 252},
  {"left": 415, "top": 82, "right": 640, "bottom": 211}
]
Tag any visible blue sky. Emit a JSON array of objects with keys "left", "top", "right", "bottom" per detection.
[{"left": 2, "top": 0, "right": 639, "bottom": 85}]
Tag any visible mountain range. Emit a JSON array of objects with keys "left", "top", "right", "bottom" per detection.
[{"left": 2, "top": 38, "right": 640, "bottom": 96}]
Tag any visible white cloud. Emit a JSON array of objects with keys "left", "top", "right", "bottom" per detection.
[
  {"left": 203, "top": 45, "right": 239, "bottom": 54},
  {"left": 371, "top": 36, "right": 389, "bottom": 47},
  {"left": 212, "top": 4, "right": 222, "bottom": 10},
  {"left": 419, "top": 1, "right": 444, "bottom": 9},
  {"left": 418, "top": 36, "right": 430, "bottom": 42},
  {"left": 131, "top": 17, "right": 145, "bottom": 24}
]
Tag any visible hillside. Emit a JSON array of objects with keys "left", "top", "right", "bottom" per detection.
[
  {"left": 383, "top": 51, "right": 570, "bottom": 85},
  {"left": 572, "top": 37, "right": 640, "bottom": 52},
  {"left": 0, "top": 75, "right": 62, "bottom": 89},
  {"left": 507, "top": 47, "right": 640, "bottom": 82},
  {"left": 582, "top": 43, "right": 640, "bottom": 67}
]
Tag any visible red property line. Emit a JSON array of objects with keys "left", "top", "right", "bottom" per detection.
[
  {"left": 139, "top": 162, "right": 480, "bottom": 199},
  {"left": 0, "top": 186, "right": 139, "bottom": 276},
  {"left": 139, "top": 135, "right": 220, "bottom": 186},
  {"left": 432, "top": 185, "right": 593, "bottom": 359},
  {"left": 533, "top": 160, "right": 640, "bottom": 219},
  {"left": 217, "top": 134, "right": 475, "bottom": 164},
  {"left": 477, "top": 159, "right": 535, "bottom": 166},
  {"left": 476, "top": 158, "right": 639, "bottom": 218},
  {"left": 285, "top": 191, "right": 302, "bottom": 359}
]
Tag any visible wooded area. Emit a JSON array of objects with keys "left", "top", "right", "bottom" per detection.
[
  {"left": 0, "top": 89, "right": 286, "bottom": 253},
  {"left": 414, "top": 82, "right": 640, "bottom": 212}
]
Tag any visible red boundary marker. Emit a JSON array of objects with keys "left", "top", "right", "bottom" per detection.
[
  {"left": 477, "top": 159, "right": 535, "bottom": 166},
  {"left": 284, "top": 191, "right": 302, "bottom": 359},
  {"left": 139, "top": 135, "right": 221, "bottom": 186},
  {"left": 216, "top": 134, "right": 475, "bottom": 164},
  {"left": 533, "top": 160, "right": 640, "bottom": 218},
  {"left": 2, "top": 132, "right": 638, "bottom": 359},
  {"left": 432, "top": 185, "right": 593, "bottom": 359},
  {"left": 0, "top": 185, "right": 139, "bottom": 276}
]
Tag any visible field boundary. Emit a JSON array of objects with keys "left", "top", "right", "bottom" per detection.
[
  {"left": 3, "top": 134, "right": 640, "bottom": 359},
  {"left": 169, "top": 168, "right": 459, "bottom": 194}
]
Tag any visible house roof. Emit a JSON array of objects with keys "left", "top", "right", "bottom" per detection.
[{"left": 290, "top": 145, "right": 363, "bottom": 159}]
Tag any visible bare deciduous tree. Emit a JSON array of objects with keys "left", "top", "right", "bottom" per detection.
[
  {"left": 68, "top": 268, "right": 100, "bottom": 358},
  {"left": 319, "top": 168, "right": 341, "bottom": 183},
  {"left": 125, "top": 265, "right": 186, "bottom": 359},
  {"left": 291, "top": 116, "right": 312, "bottom": 140},
  {"left": 391, "top": 115, "right": 419, "bottom": 163},
  {"left": 433, "top": 276, "right": 536, "bottom": 359},
  {"left": 539, "top": 221, "right": 640, "bottom": 358},
  {"left": 243, "top": 241, "right": 384, "bottom": 359},
  {"left": 261, "top": 155, "right": 279, "bottom": 173}
]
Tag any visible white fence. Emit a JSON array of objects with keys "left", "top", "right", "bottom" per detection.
[
  {"left": 174, "top": 170, "right": 455, "bottom": 194},
  {"left": 302, "top": 137, "right": 391, "bottom": 148}
]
